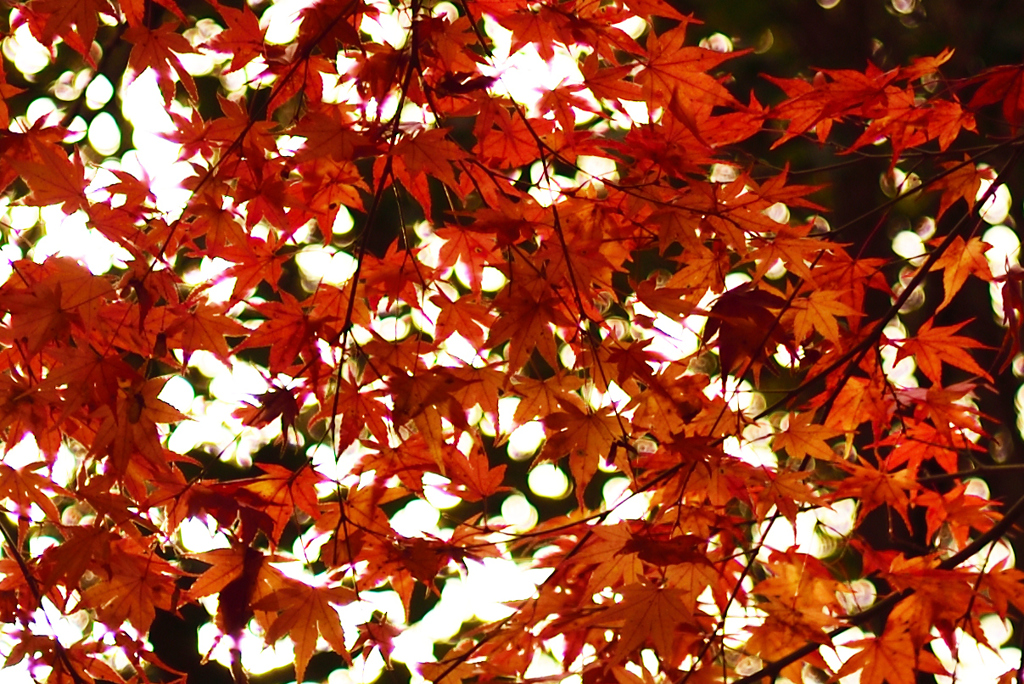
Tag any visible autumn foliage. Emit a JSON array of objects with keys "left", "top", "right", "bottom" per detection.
[{"left": 2, "top": 0, "right": 1024, "bottom": 682}]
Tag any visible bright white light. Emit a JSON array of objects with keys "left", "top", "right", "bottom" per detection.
[
  {"left": 85, "top": 75, "right": 115, "bottom": 110},
  {"left": 602, "top": 477, "right": 651, "bottom": 521},
  {"left": 764, "top": 202, "right": 789, "bottom": 224},
  {"left": 4, "top": 24, "right": 51, "bottom": 76},
  {"left": 932, "top": 625, "right": 1021, "bottom": 684},
  {"left": 508, "top": 421, "right": 546, "bottom": 460},
  {"left": 295, "top": 246, "right": 359, "bottom": 287},
  {"left": 723, "top": 435, "right": 777, "bottom": 470},
  {"left": 630, "top": 300, "right": 702, "bottom": 360},
  {"left": 158, "top": 375, "right": 196, "bottom": 413},
  {"left": 705, "top": 376, "right": 759, "bottom": 414},
  {"left": 34, "top": 207, "right": 129, "bottom": 274},
  {"left": 88, "top": 112, "right": 122, "bottom": 155},
  {"left": 892, "top": 230, "right": 925, "bottom": 263},
  {"left": 815, "top": 498, "right": 856, "bottom": 537},
  {"left": 528, "top": 463, "right": 570, "bottom": 498},
  {"left": 978, "top": 180, "right": 1012, "bottom": 225},
  {"left": 262, "top": 0, "right": 309, "bottom": 44},
  {"left": 26, "top": 97, "right": 59, "bottom": 126},
  {"left": 754, "top": 506, "right": 835, "bottom": 559},
  {"left": 984, "top": 225, "right": 1020, "bottom": 277},
  {"left": 391, "top": 498, "right": 441, "bottom": 537},
  {"left": 500, "top": 493, "right": 538, "bottom": 530},
  {"left": 179, "top": 517, "right": 230, "bottom": 552}
]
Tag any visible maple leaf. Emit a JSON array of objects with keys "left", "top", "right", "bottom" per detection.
[
  {"left": 486, "top": 285, "right": 571, "bottom": 373},
  {"left": 898, "top": 382, "right": 986, "bottom": 441},
  {"left": 234, "top": 385, "right": 305, "bottom": 439},
  {"left": 17, "top": 0, "right": 115, "bottom": 60},
  {"left": 5, "top": 0, "right": 1024, "bottom": 680},
  {"left": 557, "top": 522, "right": 646, "bottom": 595},
  {"left": 835, "top": 627, "right": 916, "bottom": 684},
  {"left": 773, "top": 411, "right": 842, "bottom": 463},
  {"left": 353, "top": 613, "right": 402, "bottom": 668},
  {"left": 590, "top": 583, "right": 695, "bottom": 663},
  {"left": 473, "top": 101, "right": 553, "bottom": 169},
  {"left": 0, "top": 462, "right": 67, "bottom": 541},
  {"left": 204, "top": 1, "right": 267, "bottom": 73},
  {"left": 580, "top": 52, "right": 644, "bottom": 103},
  {"left": 159, "top": 297, "right": 248, "bottom": 365},
  {"left": 295, "top": 0, "right": 375, "bottom": 52},
  {"left": 256, "top": 577, "right": 355, "bottom": 682},
  {"left": 702, "top": 283, "right": 790, "bottom": 380},
  {"left": 124, "top": 23, "right": 199, "bottom": 105},
  {"left": 298, "top": 157, "right": 368, "bottom": 242},
  {"left": 890, "top": 318, "right": 991, "bottom": 385},
  {"left": 509, "top": 373, "right": 584, "bottom": 427},
  {"left": 0, "top": 64, "right": 23, "bottom": 130},
  {"left": 787, "top": 288, "right": 861, "bottom": 344},
  {"left": 969, "top": 63, "right": 1024, "bottom": 131},
  {"left": 750, "top": 551, "right": 845, "bottom": 650},
  {"left": 930, "top": 158, "right": 993, "bottom": 220},
  {"left": 539, "top": 404, "right": 620, "bottom": 506},
  {"left": 917, "top": 482, "right": 998, "bottom": 548},
  {"left": 430, "top": 291, "right": 495, "bottom": 348},
  {"left": 393, "top": 127, "right": 467, "bottom": 190},
  {"left": 441, "top": 445, "right": 508, "bottom": 501},
  {"left": 8, "top": 144, "right": 89, "bottom": 215},
  {"left": 80, "top": 539, "right": 179, "bottom": 633},
  {"left": 636, "top": 24, "right": 740, "bottom": 112},
  {"left": 39, "top": 525, "right": 115, "bottom": 593},
  {"left": 89, "top": 376, "right": 186, "bottom": 475},
  {"left": 747, "top": 221, "right": 835, "bottom": 283},
  {"left": 832, "top": 458, "right": 920, "bottom": 529},
  {"left": 928, "top": 235, "right": 992, "bottom": 312},
  {"left": 539, "top": 81, "right": 604, "bottom": 133},
  {"left": 836, "top": 617, "right": 947, "bottom": 684},
  {"left": 237, "top": 463, "right": 324, "bottom": 543},
  {"left": 750, "top": 470, "right": 825, "bottom": 524},
  {"left": 0, "top": 280, "right": 75, "bottom": 357}
]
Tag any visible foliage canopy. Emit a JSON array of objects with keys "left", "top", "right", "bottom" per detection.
[{"left": 1, "top": 0, "right": 1024, "bottom": 682}]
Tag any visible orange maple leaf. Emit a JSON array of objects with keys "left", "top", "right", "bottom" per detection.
[
  {"left": 238, "top": 464, "right": 324, "bottom": 544},
  {"left": 0, "top": 462, "right": 67, "bottom": 541},
  {"left": 836, "top": 626, "right": 917, "bottom": 684},
  {"left": 393, "top": 127, "right": 467, "bottom": 188},
  {"left": 256, "top": 578, "right": 356, "bottom": 682},
  {"left": 788, "top": 289, "right": 861, "bottom": 344},
  {"left": 930, "top": 158, "right": 993, "bottom": 220},
  {"left": 89, "top": 376, "right": 186, "bottom": 477},
  {"left": 8, "top": 144, "right": 89, "bottom": 215},
  {"left": 17, "top": 0, "right": 115, "bottom": 60},
  {"left": 772, "top": 412, "right": 842, "bottom": 463},
  {"left": 80, "top": 540, "right": 179, "bottom": 633},
  {"left": 833, "top": 458, "right": 919, "bottom": 528},
  {"left": 891, "top": 318, "right": 991, "bottom": 384},
  {"left": 836, "top": 617, "right": 947, "bottom": 684},
  {"left": 636, "top": 24, "right": 740, "bottom": 111},
  {"left": 969, "top": 63, "right": 1024, "bottom": 131},
  {"left": 124, "top": 22, "right": 199, "bottom": 105},
  {"left": 203, "top": 1, "right": 267, "bottom": 73},
  {"left": 929, "top": 235, "right": 992, "bottom": 312},
  {"left": 591, "top": 583, "right": 695, "bottom": 663},
  {"left": 539, "top": 405, "right": 620, "bottom": 506}
]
